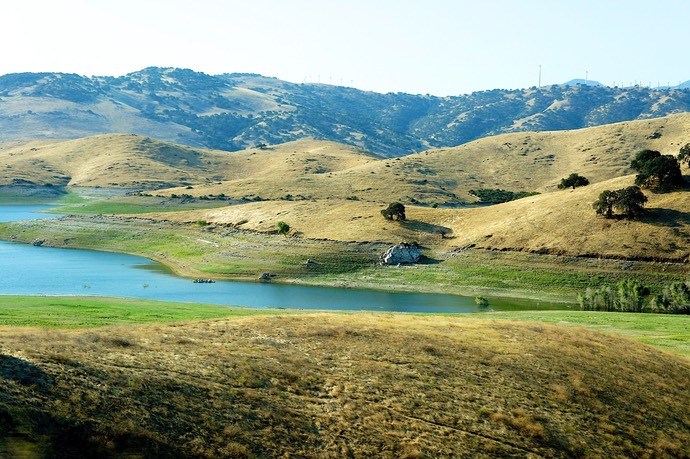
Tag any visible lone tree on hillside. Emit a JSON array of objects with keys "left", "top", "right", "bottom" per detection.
[
  {"left": 276, "top": 221, "right": 290, "bottom": 236},
  {"left": 630, "top": 149, "right": 683, "bottom": 192},
  {"left": 558, "top": 173, "right": 590, "bottom": 190},
  {"left": 613, "top": 186, "right": 648, "bottom": 218},
  {"left": 381, "top": 202, "right": 406, "bottom": 221},
  {"left": 593, "top": 186, "right": 647, "bottom": 219},
  {"left": 679, "top": 143, "right": 690, "bottom": 168}
]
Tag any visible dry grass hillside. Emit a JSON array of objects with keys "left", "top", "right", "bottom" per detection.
[
  {"left": 131, "top": 175, "right": 690, "bottom": 262},
  {"left": 436, "top": 175, "right": 690, "bottom": 261},
  {"left": 159, "top": 112, "right": 690, "bottom": 205},
  {"left": 136, "top": 111, "right": 690, "bottom": 259},
  {"left": 403, "top": 111, "right": 690, "bottom": 200},
  {"left": 0, "top": 134, "right": 221, "bottom": 188},
  {"left": 2, "top": 313, "right": 690, "bottom": 458},
  {"left": 135, "top": 200, "right": 448, "bottom": 243},
  {"left": 0, "top": 136, "right": 377, "bottom": 190},
  {"left": 2, "top": 113, "right": 689, "bottom": 203},
  {"left": 3, "top": 113, "right": 690, "bottom": 259}
]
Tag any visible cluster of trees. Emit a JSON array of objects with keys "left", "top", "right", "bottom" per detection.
[
  {"left": 631, "top": 149, "right": 684, "bottom": 191},
  {"left": 592, "top": 147, "right": 688, "bottom": 219},
  {"left": 579, "top": 279, "right": 690, "bottom": 314},
  {"left": 469, "top": 188, "right": 539, "bottom": 204},
  {"left": 592, "top": 185, "right": 647, "bottom": 218}
]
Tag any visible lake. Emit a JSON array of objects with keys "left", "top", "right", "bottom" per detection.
[{"left": 0, "top": 204, "right": 566, "bottom": 312}]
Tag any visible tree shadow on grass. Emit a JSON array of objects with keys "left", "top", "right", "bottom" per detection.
[
  {"left": 644, "top": 208, "right": 690, "bottom": 228},
  {"left": 401, "top": 220, "right": 454, "bottom": 239},
  {"left": 0, "top": 355, "right": 53, "bottom": 391}
]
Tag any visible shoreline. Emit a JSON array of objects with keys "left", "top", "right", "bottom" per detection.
[{"left": 2, "top": 212, "right": 687, "bottom": 307}]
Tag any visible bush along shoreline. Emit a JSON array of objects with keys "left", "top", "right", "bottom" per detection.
[{"left": 578, "top": 278, "right": 690, "bottom": 314}]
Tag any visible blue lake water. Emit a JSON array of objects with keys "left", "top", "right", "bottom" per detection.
[{"left": 0, "top": 205, "right": 566, "bottom": 312}]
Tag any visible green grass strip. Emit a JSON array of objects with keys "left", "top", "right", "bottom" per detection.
[
  {"left": 481, "top": 310, "right": 690, "bottom": 359},
  {"left": 0, "top": 296, "right": 279, "bottom": 328}
]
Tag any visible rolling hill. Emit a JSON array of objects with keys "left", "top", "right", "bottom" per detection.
[
  {"left": 3, "top": 67, "right": 690, "bottom": 156},
  {"left": 0, "top": 136, "right": 378, "bottom": 190},
  {"left": 2, "top": 113, "right": 689, "bottom": 262},
  {"left": 7, "top": 110, "right": 682, "bottom": 201},
  {"left": 1, "top": 313, "right": 690, "bottom": 458},
  {"left": 150, "top": 113, "right": 690, "bottom": 256}
]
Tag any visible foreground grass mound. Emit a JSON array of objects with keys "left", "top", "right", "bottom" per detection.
[{"left": 1, "top": 314, "right": 689, "bottom": 458}]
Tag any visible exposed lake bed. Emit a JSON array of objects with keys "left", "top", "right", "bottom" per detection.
[{"left": 0, "top": 204, "right": 567, "bottom": 312}]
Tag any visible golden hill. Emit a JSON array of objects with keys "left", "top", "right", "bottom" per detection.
[
  {"left": 0, "top": 135, "right": 377, "bottom": 189},
  {"left": 399, "top": 111, "right": 690, "bottom": 200},
  {"left": 159, "top": 112, "right": 690, "bottom": 205},
  {"left": 2, "top": 113, "right": 689, "bottom": 202},
  {"left": 146, "top": 117, "right": 690, "bottom": 262},
  {"left": 0, "top": 134, "right": 220, "bottom": 188},
  {"left": 441, "top": 175, "right": 690, "bottom": 261},
  {"left": 1, "top": 313, "right": 689, "bottom": 458},
  {"left": 130, "top": 176, "right": 690, "bottom": 263},
  {"left": 2, "top": 114, "right": 690, "bottom": 260}
]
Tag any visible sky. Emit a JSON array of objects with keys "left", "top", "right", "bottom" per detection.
[{"left": 2, "top": 0, "right": 689, "bottom": 96}]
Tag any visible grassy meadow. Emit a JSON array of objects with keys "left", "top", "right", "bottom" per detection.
[
  {"left": 483, "top": 310, "right": 690, "bottom": 359},
  {"left": 0, "top": 296, "right": 277, "bottom": 328}
]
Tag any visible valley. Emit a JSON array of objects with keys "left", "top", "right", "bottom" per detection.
[{"left": 1, "top": 106, "right": 690, "bottom": 457}]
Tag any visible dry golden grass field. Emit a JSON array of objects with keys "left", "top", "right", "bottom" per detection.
[{"left": 2, "top": 313, "right": 690, "bottom": 458}]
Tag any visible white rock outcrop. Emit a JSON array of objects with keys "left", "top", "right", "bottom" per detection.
[{"left": 381, "top": 242, "right": 421, "bottom": 265}]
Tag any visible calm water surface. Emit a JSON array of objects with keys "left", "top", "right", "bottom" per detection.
[{"left": 0, "top": 205, "right": 565, "bottom": 312}]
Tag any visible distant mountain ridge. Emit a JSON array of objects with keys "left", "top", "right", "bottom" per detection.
[{"left": 1, "top": 67, "right": 690, "bottom": 157}]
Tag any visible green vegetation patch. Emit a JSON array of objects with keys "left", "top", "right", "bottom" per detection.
[
  {"left": 51, "top": 195, "right": 229, "bottom": 215},
  {"left": 482, "top": 310, "right": 690, "bottom": 358},
  {"left": 309, "top": 250, "right": 684, "bottom": 302},
  {"left": 0, "top": 296, "right": 277, "bottom": 327},
  {"left": 469, "top": 188, "right": 539, "bottom": 204}
]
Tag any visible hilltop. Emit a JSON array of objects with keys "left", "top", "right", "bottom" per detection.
[{"left": 3, "top": 67, "right": 690, "bottom": 156}]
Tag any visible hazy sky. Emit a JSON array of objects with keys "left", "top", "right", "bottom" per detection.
[{"left": 2, "top": 0, "right": 689, "bottom": 96}]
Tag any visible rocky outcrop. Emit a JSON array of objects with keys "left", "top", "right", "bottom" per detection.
[{"left": 381, "top": 242, "right": 421, "bottom": 265}]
